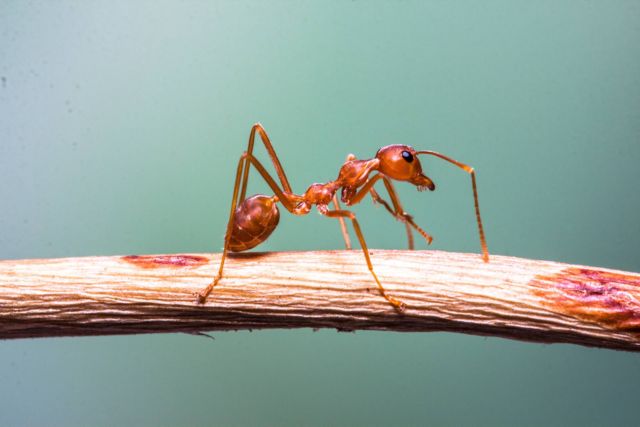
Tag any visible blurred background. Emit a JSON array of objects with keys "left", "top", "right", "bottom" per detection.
[{"left": 1, "top": 1, "right": 639, "bottom": 426}]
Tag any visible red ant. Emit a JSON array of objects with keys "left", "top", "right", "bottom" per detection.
[{"left": 197, "top": 123, "right": 489, "bottom": 311}]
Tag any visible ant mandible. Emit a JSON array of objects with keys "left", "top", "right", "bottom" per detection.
[{"left": 197, "top": 123, "right": 489, "bottom": 311}]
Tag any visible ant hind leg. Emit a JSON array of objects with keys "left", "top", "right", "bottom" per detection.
[
  {"left": 196, "top": 153, "right": 248, "bottom": 303},
  {"left": 239, "top": 123, "right": 294, "bottom": 202},
  {"left": 197, "top": 151, "right": 304, "bottom": 304}
]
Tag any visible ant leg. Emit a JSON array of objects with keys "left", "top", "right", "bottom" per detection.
[
  {"left": 323, "top": 208, "right": 406, "bottom": 311},
  {"left": 197, "top": 152, "right": 304, "bottom": 303},
  {"left": 242, "top": 153, "right": 303, "bottom": 212},
  {"left": 239, "top": 123, "right": 294, "bottom": 203},
  {"left": 197, "top": 154, "right": 248, "bottom": 303},
  {"left": 332, "top": 195, "right": 352, "bottom": 249},
  {"left": 349, "top": 174, "right": 434, "bottom": 248},
  {"left": 369, "top": 187, "right": 415, "bottom": 249},
  {"left": 332, "top": 152, "right": 357, "bottom": 249},
  {"left": 416, "top": 150, "right": 489, "bottom": 262},
  {"left": 378, "top": 176, "right": 434, "bottom": 247}
]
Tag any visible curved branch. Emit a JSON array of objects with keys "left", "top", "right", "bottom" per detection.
[{"left": 0, "top": 250, "right": 638, "bottom": 351}]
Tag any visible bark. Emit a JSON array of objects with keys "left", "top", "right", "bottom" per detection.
[{"left": 0, "top": 250, "right": 638, "bottom": 351}]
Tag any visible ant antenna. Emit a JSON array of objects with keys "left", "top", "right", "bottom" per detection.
[{"left": 416, "top": 150, "right": 489, "bottom": 262}]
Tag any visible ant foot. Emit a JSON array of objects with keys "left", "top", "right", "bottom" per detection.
[
  {"left": 386, "top": 296, "right": 407, "bottom": 313},
  {"left": 392, "top": 299, "right": 407, "bottom": 313},
  {"left": 195, "top": 278, "right": 218, "bottom": 305},
  {"left": 194, "top": 290, "right": 208, "bottom": 305}
]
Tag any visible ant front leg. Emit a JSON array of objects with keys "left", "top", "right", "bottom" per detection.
[
  {"left": 375, "top": 176, "right": 434, "bottom": 247},
  {"left": 323, "top": 208, "right": 406, "bottom": 311},
  {"left": 349, "top": 174, "right": 434, "bottom": 248},
  {"left": 369, "top": 186, "right": 414, "bottom": 249}
]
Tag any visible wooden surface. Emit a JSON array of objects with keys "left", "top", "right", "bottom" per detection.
[{"left": 0, "top": 250, "right": 639, "bottom": 351}]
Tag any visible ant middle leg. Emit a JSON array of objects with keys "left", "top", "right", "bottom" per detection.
[
  {"left": 332, "top": 194, "right": 352, "bottom": 249},
  {"left": 330, "top": 153, "right": 358, "bottom": 250},
  {"left": 323, "top": 208, "right": 406, "bottom": 311}
]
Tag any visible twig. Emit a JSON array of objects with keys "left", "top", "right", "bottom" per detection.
[{"left": 0, "top": 250, "right": 638, "bottom": 351}]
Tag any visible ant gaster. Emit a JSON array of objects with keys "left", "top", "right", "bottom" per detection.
[{"left": 197, "top": 123, "right": 489, "bottom": 311}]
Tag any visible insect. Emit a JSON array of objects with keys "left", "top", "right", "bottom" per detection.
[{"left": 197, "top": 123, "right": 489, "bottom": 310}]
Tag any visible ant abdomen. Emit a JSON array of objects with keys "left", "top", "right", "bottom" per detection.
[{"left": 227, "top": 194, "right": 280, "bottom": 252}]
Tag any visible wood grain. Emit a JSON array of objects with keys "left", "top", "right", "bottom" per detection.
[{"left": 0, "top": 250, "right": 639, "bottom": 351}]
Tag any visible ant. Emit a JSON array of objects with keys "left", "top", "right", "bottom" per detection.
[{"left": 197, "top": 123, "right": 489, "bottom": 311}]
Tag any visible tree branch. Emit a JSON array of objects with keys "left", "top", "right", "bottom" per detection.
[{"left": 0, "top": 250, "right": 638, "bottom": 351}]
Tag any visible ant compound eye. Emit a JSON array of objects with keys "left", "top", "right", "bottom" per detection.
[{"left": 401, "top": 150, "right": 413, "bottom": 163}]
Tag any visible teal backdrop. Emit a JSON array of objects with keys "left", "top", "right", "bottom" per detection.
[{"left": 1, "top": 1, "right": 639, "bottom": 426}]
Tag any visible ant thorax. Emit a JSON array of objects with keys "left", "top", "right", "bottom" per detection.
[
  {"left": 336, "top": 158, "right": 380, "bottom": 186},
  {"left": 336, "top": 157, "right": 380, "bottom": 205}
]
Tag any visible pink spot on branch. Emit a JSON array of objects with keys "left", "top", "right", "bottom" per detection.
[
  {"left": 122, "top": 255, "right": 208, "bottom": 269},
  {"left": 531, "top": 267, "right": 640, "bottom": 334}
]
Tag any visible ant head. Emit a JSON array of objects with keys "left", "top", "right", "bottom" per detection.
[{"left": 375, "top": 145, "right": 435, "bottom": 191}]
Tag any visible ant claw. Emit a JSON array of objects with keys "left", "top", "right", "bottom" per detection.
[
  {"left": 196, "top": 277, "right": 220, "bottom": 304},
  {"left": 194, "top": 292, "right": 206, "bottom": 305},
  {"left": 393, "top": 300, "right": 407, "bottom": 313},
  {"left": 386, "top": 297, "right": 406, "bottom": 312}
]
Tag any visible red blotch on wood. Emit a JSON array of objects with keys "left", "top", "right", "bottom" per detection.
[
  {"left": 532, "top": 267, "right": 640, "bottom": 334},
  {"left": 122, "top": 254, "right": 208, "bottom": 269}
]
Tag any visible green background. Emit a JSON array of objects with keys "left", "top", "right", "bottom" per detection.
[{"left": 1, "top": 1, "right": 639, "bottom": 426}]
